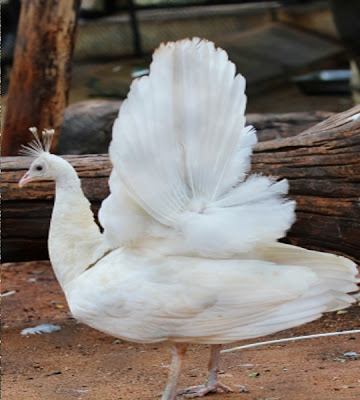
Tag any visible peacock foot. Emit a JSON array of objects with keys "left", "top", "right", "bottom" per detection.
[{"left": 177, "top": 381, "right": 233, "bottom": 398}]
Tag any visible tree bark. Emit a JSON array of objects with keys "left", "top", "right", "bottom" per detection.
[
  {"left": 1, "top": 0, "right": 81, "bottom": 156},
  {"left": 2, "top": 107, "right": 360, "bottom": 263}
]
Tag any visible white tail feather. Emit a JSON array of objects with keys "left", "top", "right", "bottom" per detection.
[{"left": 100, "top": 38, "right": 295, "bottom": 255}]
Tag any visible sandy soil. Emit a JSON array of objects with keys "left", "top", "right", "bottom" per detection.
[{"left": 2, "top": 261, "right": 360, "bottom": 400}]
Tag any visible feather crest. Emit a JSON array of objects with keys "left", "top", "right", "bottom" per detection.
[{"left": 19, "top": 127, "right": 54, "bottom": 157}]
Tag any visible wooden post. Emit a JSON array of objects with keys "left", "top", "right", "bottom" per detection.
[{"left": 2, "top": 0, "right": 81, "bottom": 156}]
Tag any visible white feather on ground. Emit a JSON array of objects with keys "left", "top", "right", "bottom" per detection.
[{"left": 21, "top": 324, "right": 61, "bottom": 335}]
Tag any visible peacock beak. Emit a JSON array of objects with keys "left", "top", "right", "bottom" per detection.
[{"left": 19, "top": 172, "right": 33, "bottom": 188}]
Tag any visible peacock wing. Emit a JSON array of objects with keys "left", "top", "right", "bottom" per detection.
[{"left": 66, "top": 251, "right": 356, "bottom": 344}]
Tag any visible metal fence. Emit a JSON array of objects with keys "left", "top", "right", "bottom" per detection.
[{"left": 3, "top": 0, "right": 313, "bottom": 62}]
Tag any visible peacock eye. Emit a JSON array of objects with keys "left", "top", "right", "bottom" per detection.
[{"left": 35, "top": 165, "right": 43, "bottom": 171}]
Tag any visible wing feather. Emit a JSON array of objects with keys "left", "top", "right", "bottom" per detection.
[{"left": 68, "top": 250, "right": 357, "bottom": 344}]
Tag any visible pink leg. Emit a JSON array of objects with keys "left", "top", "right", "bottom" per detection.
[
  {"left": 162, "top": 343, "right": 187, "bottom": 400},
  {"left": 177, "top": 344, "right": 233, "bottom": 398}
]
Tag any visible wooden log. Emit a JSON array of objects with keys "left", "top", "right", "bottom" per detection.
[
  {"left": 2, "top": 107, "right": 360, "bottom": 263},
  {"left": 248, "top": 111, "right": 335, "bottom": 142},
  {"left": 1, "top": 0, "right": 81, "bottom": 156},
  {"left": 57, "top": 98, "right": 333, "bottom": 155},
  {"left": 252, "top": 105, "right": 360, "bottom": 262}
]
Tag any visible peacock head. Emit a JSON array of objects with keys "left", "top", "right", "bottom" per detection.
[{"left": 18, "top": 127, "right": 64, "bottom": 187}]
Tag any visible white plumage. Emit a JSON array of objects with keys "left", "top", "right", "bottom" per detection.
[
  {"left": 65, "top": 243, "right": 355, "bottom": 345},
  {"left": 19, "top": 38, "right": 358, "bottom": 399},
  {"left": 99, "top": 38, "right": 295, "bottom": 256}
]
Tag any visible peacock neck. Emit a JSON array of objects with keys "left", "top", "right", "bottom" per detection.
[{"left": 48, "top": 161, "right": 110, "bottom": 288}]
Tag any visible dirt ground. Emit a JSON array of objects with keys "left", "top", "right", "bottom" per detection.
[{"left": 2, "top": 261, "right": 360, "bottom": 400}]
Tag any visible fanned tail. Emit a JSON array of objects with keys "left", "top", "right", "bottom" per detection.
[{"left": 100, "top": 38, "right": 295, "bottom": 255}]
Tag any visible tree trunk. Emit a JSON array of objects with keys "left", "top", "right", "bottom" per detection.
[
  {"left": 1, "top": 0, "right": 81, "bottom": 156},
  {"left": 2, "top": 107, "right": 360, "bottom": 263}
]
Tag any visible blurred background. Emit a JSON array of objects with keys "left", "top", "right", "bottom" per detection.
[{"left": 2, "top": 0, "right": 360, "bottom": 154}]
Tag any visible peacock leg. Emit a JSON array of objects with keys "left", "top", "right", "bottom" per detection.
[
  {"left": 162, "top": 343, "right": 187, "bottom": 400},
  {"left": 177, "top": 344, "right": 233, "bottom": 398}
]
